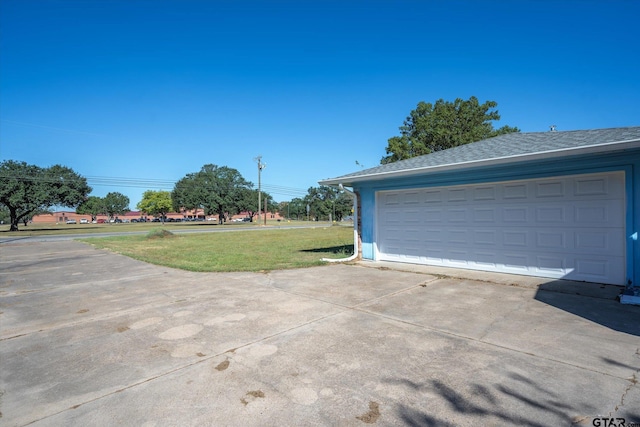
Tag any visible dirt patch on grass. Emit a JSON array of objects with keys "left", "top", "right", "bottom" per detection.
[{"left": 146, "top": 228, "right": 175, "bottom": 239}]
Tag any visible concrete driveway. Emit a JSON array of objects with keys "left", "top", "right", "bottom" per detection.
[{"left": 1, "top": 241, "right": 639, "bottom": 426}]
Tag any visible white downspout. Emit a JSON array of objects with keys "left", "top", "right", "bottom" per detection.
[{"left": 322, "top": 184, "right": 359, "bottom": 263}]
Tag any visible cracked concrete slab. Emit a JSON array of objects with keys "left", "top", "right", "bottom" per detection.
[{"left": 1, "top": 240, "right": 639, "bottom": 426}]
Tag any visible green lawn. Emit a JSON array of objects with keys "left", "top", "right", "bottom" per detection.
[{"left": 81, "top": 226, "right": 354, "bottom": 272}]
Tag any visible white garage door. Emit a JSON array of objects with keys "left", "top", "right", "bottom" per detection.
[{"left": 376, "top": 172, "right": 626, "bottom": 285}]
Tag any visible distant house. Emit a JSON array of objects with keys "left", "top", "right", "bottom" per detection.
[{"left": 320, "top": 127, "right": 640, "bottom": 287}]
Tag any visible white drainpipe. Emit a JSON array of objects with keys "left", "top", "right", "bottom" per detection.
[{"left": 322, "top": 184, "right": 359, "bottom": 263}]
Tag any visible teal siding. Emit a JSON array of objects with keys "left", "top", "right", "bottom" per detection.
[{"left": 353, "top": 149, "right": 640, "bottom": 286}]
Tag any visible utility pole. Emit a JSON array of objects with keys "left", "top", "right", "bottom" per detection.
[{"left": 255, "top": 156, "right": 266, "bottom": 223}]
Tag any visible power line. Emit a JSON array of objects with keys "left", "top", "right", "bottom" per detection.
[{"left": 0, "top": 173, "right": 311, "bottom": 198}]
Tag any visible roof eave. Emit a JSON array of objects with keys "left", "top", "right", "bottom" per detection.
[{"left": 319, "top": 138, "right": 640, "bottom": 187}]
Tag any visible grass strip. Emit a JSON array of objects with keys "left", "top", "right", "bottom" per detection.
[{"left": 81, "top": 226, "right": 354, "bottom": 272}]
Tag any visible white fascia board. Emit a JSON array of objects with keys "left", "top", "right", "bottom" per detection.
[{"left": 319, "top": 139, "right": 640, "bottom": 187}]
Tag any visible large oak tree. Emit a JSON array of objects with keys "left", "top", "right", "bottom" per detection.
[
  {"left": 172, "top": 164, "right": 252, "bottom": 224},
  {"left": 381, "top": 96, "right": 520, "bottom": 164},
  {"left": 0, "top": 160, "right": 91, "bottom": 231}
]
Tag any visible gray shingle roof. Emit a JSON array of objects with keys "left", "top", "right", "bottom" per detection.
[{"left": 320, "top": 126, "right": 640, "bottom": 185}]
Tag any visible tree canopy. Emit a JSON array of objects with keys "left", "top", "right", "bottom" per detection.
[
  {"left": 303, "top": 185, "right": 353, "bottom": 221},
  {"left": 137, "top": 190, "right": 172, "bottom": 222},
  {"left": 237, "top": 188, "right": 275, "bottom": 221},
  {"left": 287, "top": 198, "right": 306, "bottom": 220},
  {"left": 76, "top": 196, "right": 104, "bottom": 221},
  {"left": 0, "top": 160, "right": 91, "bottom": 231},
  {"left": 172, "top": 164, "right": 252, "bottom": 223},
  {"left": 381, "top": 96, "right": 520, "bottom": 164},
  {"left": 102, "top": 192, "right": 130, "bottom": 220}
]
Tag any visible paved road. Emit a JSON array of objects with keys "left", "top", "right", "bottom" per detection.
[{"left": 1, "top": 240, "right": 639, "bottom": 426}]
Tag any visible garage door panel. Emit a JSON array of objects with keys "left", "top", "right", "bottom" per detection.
[
  {"left": 503, "top": 254, "right": 530, "bottom": 271},
  {"left": 534, "top": 206, "right": 568, "bottom": 224},
  {"left": 502, "top": 207, "right": 529, "bottom": 223},
  {"left": 423, "top": 229, "right": 443, "bottom": 243},
  {"left": 535, "top": 231, "right": 567, "bottom": 250},
  {"left": 573, "top": 202, "right": 624, "bottom": 226},
  {"left": 424, "top": 190, "right": 443, "bottom": 203},
  {"left": 446, "top": 208, "right": 467, "bottom": 222},
  {"left": 536, "top": 180, "right": 566, "bottom": 198},
  {"left": 474, "top": 186, "right": 496, "bottom": 200},
  {"left": 575, "top": 258, "right": 621, "bottom": 283},
  {"left": 574, "top": 174, "right": 625, "bottom": 199},
  {"left": 503, "top": 183, "right": 528, "bottom": 199},
  {"left": 474, "top": 230, "right": 497, "bottom": 245},
  {"left": 403, "top": 191, "right": 421, "bottom": 204},
  {"left": 575, "top": 230, "right": 623, "bottom": 254},
  {"left": 447, "top": 188, "right": 467, "bottom": 202},
  {"left": 425, "top": 251, "right": 444, "bottom": 263},
  {"left": 471, "top": 252, "right": 499, "bottom": 267},
  {"left": 447, "top": 250, "right": 471, "bottom": 265},
  {"left": 424, "top": 209, "right": 444, "bottom": 222},
  {"left": 402, "top": 209, "right": 422, "bottom": 224},
  {"left": 376, "top": 171, "right": 626, "bottom": 285},
  {"left": 536, "top": 256, "right": 566, "bottom": 273},
  {"left": 382, "top": 193, "right": 400, "bottom": 205},
  {"left": 473, "top": 208, "right": 497, "bottom": 222},
  {"left": 503, "top": 231, "right": 528, "bottom": 247},
  {"left": 575, "top": 176, "right": 608, "bottom": 196},
  {"left": 447, "top": 230, "right": 469, "bottom": 245}
]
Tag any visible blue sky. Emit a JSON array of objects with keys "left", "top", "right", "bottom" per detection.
[{"left": 1, "top": 0, "right": 639, "bottom": 208}]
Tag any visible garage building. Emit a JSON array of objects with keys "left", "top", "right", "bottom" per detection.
[{"left": 320, "top": 127, "right": 640, "bottom": 287}]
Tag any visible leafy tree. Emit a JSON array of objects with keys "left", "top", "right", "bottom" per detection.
[
  {"left": 0, "top": 160, "right": 91, "bottom": 231},
  {"left": 381, "top": 96, "right": 520, "bottom": 164},
  {"left": 278, "top": 201, "right": 289, "bottom": 219},
  {"left": 172, "top": 171, "right": 203, "bottom": 216},
  {"left": 288, "top": 198, "right": 306, "bottom": 220},
  {"left": 237, "top": 189, "right": 274, "bottom": 222},
  {"left": 172, "top": 164, "right": 252, "bottom": 224},
  {"left": 137, "top": 190, "right": 172, "bottom": 223},
  {"left": 303, "top": 186, "right": 353, "bottom": 221},
  {"left": 77, "top": 196, "right": 104, "bottom": 222},
  {"left": 102, "top": 192, "right": 130, "bottom": 221}
]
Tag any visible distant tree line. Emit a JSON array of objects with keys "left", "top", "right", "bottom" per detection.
[
  {"left": 278, "top": 186, "right": 353, "bottom": 222},
  {"left": 1, "top": 160, "right": 354, "bottom": 232}
]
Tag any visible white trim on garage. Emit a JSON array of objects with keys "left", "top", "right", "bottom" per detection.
[{"left": 374, "top": 171, "right": 626, "bottom": 285}]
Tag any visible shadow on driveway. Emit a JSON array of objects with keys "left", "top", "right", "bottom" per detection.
[
  {"left": 534, "top": 280, "right": 640, "bottom": 337},
  {"left": 386, "top": 371, "right": 598, "bottom": 427}
]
